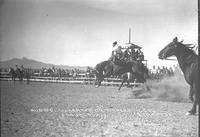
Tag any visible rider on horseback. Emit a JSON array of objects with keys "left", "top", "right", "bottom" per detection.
[
  {"left": 15, "top": 65, "right": 21, "bottom": 73},
  {"left": 111, "top": 41, "right": 123, "bottom": 62},
  {"left": 20, "top": 65, "right": 25, "bottom": 71}
]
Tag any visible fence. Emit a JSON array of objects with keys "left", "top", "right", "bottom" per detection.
[{"left": 0, "top": 71, "right": 143, "bottom": 87}]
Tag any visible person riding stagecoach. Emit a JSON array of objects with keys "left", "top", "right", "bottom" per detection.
[
  {"left": 122, "top": 50, "right": 129, "bottom": 62},
  {"left": 111, "top": 41, "right": 131, "bottom": 62},
  {"left": 111, "top": 40, "right": 145, "bottom": 64},
  {"left": 136, "top": 50, "right": 144, "bottom": 62}
]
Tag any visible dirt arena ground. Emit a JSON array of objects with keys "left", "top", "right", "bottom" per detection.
[{"left": 1, "top": 80, "right": 198, "bottom": 137}]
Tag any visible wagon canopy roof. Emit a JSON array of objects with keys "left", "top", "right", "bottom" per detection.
[{"left": 122, "top": 42, "right": 142, "bottom": 49}]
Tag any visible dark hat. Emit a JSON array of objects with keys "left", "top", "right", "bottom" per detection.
[{"left": 113, "top": 41, "right": 117, "bottom": 47}]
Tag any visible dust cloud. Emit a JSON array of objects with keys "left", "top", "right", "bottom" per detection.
[{"left": 146, "top": 74, "right": 190, "bottom": 103}]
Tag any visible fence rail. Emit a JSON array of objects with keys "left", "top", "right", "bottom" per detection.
[{"left": 0, "top": 72, "right": 143, "bottom": 87}]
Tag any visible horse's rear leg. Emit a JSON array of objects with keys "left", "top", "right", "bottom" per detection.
[
  {"left": 188, "top": 98, "right": 197, "bottom": 115},
  {"left": 118, "top": 80, "right": 125, "bottom": 91}
]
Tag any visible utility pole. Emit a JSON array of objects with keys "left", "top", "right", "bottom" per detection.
[{"left": 129, "top": 28, "right": 131, "bottom": 43}]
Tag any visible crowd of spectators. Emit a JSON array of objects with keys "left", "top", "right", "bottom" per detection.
[
  {"left": 0, "top": 66, "right": 89, "bottom": 78},
  {"left": 149, "top": 65, "right": 181, "bottom": 80}
]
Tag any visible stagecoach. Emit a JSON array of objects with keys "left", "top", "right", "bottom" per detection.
[
  {"left": 115, "top": 28, "right": 148, "bottom": 67},
  {"left": 121, "top": 42, "right": 148, "bottom": 66},
  {"left": 92, "top": 29, "right": 149, "bottom": 90}
]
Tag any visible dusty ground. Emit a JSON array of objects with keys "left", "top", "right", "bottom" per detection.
[{"left": 1, "top": 81, "right": 198, "bottom": 137}]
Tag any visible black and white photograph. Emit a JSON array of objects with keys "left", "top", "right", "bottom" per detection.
[{"left": 0, "top": 0, "right": 199, "bottom": 136}]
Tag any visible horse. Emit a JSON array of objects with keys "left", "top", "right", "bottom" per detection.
[
  {"left": 15, "top": 68, "right": 24, "bottom": 82},
  {"left": 9, "top": 68, "right": 17, "bottom": 81},
  {"left": 23, "top": 68, "right": 31, "bottom": 84},
  {"left": 93, "top": 60, "right": 149, "bottom": 90},
  {"left": 119, "top": 63, "right": 149, "bottom": 90},
  {"left": 158, "top": 37, "right": 199, "bottom": 115}
]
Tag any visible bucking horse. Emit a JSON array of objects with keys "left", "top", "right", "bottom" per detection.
[
  {"left": 158, "top": 37, "right": 199, "bottom": 115},
  {"left": 93, "top": 60, "right": 149, "bottom": 90}
]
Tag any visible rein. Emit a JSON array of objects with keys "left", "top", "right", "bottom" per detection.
[{"left": 164, "top": 58, "right": 177, "bottom": 61}]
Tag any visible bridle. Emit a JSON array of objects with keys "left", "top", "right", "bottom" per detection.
[{"left": 161, "top": 42, "right": 178, "bottom": 61}]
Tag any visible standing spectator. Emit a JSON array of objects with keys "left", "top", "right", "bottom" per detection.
[
  {"left": 152, "top": 65, "right": 157, "bottom": 79},
  {"left": 169, "top": 67, "right": 174, "bottom": 76},
  {"left": 156, "top": 66, "right": 161, "bottom": 80}
]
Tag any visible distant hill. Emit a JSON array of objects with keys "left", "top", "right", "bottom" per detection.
[{"left": 0, "top": 57, "right": 88, "bottom": 70}]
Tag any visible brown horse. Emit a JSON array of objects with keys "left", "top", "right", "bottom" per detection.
[
  {"left": 158, "top": 37, "right": 199, "bottom": 115},
  {"left": 93, "top": 60, "right": 149, "bottom": 90}
]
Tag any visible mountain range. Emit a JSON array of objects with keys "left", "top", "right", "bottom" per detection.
[{"left": 0, "top": 57, "right": 88, "bottom": 70}]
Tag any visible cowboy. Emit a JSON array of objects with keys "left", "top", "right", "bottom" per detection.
[
  {"left": 112, "top": 41, "right": 119, "bottom": 56},
  {"left": 111, "top": 41, "right": 123, "bottom": 61}
]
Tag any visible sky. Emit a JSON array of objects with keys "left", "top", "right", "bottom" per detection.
[{"left": 0, "top": 0, "right": 198, "bottom": 68}]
